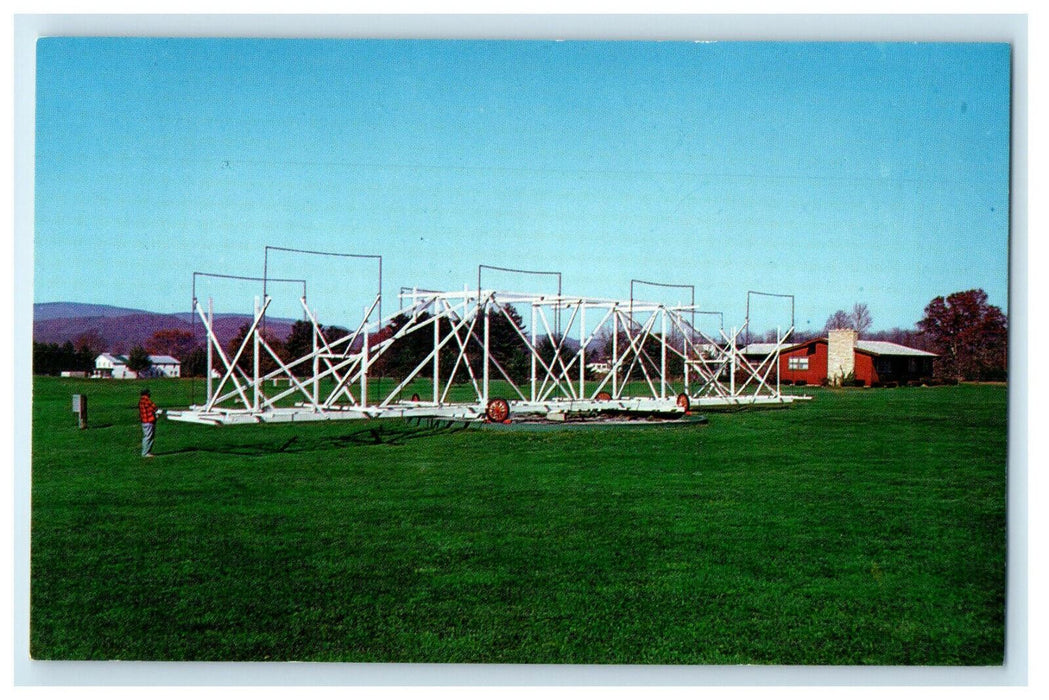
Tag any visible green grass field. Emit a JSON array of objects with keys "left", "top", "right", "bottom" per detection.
[{"left": 30, "top": 376, "right": 1007, "bottom": 664}]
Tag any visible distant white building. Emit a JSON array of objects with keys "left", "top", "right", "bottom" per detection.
[
  {"left": 147, "top": 355, "right": 182, "bottom": 378},
  {"left": 94, "top": 353, "right": 136, "bottom": 379},
  {"left": 94, "top": 353, "right": 181, "bottom": 379},
  {"left": 585, "top": 361, "right": 611, "bottom": 375}
]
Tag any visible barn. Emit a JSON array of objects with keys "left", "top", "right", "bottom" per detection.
[{"left": 744, "top": 329, "right": 936, "bottom": 387}]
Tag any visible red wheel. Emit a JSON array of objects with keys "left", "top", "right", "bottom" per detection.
[
  {"left": 676, "top": 392, "right": 691, "bottom": 412},
  {"left": 596, "top": 391, "right": 612, "bottom": 401},
  {"left": 486, "top": 397, "right": 510, "bottom": 423}
]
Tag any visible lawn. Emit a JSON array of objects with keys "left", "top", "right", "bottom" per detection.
[{"left": 29, "top": 376, "right": 1007, "bottom": 664}]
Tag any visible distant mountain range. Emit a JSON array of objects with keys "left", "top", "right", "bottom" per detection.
[
  {"left": 34, "top": 301, "right": 576, "bottom": 357},
  {"left": 33, "top": 302, "right": 297, "bottom": 352},
  {"left": 34, "top": 302, "right": 165, "bottom": 321}
]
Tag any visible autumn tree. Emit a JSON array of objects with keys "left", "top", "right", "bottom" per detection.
[
  {"left": 146, "top": 328, "right": 197, "bottom": 360},
  {"left": 73, "top": 329, "right": 107, "bottom": 356},
  {"left": 225, "top": 324, "right": 252, "bottom": 372},
  {"left": 325, "top": 326, "right": 351, "bottom": 345},
  {"left": 917, "top": 289, "right": 1007, "bottom": 381}
]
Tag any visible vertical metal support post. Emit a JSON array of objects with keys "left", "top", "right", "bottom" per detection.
[
  {"left": 579, "top": 301, "right": 586, "bottom": 397},
  {"left": 482, "top": 300, "right": 491, "bottom": 402},
  {"left": 612, "top": 308, "right": 619, "bottom": 399},
  {"left": 530, "top": 303, "right": 537, "bottom": 402},
  {"left": 433, "top": 301, "right": 441, "bottom": 404},
  {"left": 776, "top": 325, "right": 781, "bottom": 397},
  {"left": 730, "top": 326, "right": 736, "bottom": 397},
  {"left": 206, "top": 297, "right": 214, "bottom": 406},
  {"left": 683, "top": 314, "right": 690, "bottom": 395},
  {"left": 253, "top": 296, "right": 261, "bottom": 412},
  {"left": 312, "top": 308, "right": 319, "bottom": 407},
  {"left": 361, "top": 307, "right": 369, "bottom": 408},
  {"left": 660, "top": 308, "right": 668, "bottom": 399}
]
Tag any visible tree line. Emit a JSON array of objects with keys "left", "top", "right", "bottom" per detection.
[{"left": 33, "top": 288, "right": 1007, "bottom": 382}]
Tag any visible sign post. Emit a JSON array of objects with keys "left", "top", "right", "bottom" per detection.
[{"left": 72, "top": 394, "right": 87, "bottom": 429}]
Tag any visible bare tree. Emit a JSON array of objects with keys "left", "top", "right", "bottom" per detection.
[
  {"left": 851, "top": 303, "right": 873, "bottom": 335},
  {"left": 824, "top": 303, "right": 873, "bottom": 336},
  {"left": 824, "top": 309, "right": 852, "bottom": 331}
]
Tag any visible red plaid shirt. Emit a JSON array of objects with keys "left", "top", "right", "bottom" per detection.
[{"left": 138, "top": 395, "right": 158, "bottom": 423}]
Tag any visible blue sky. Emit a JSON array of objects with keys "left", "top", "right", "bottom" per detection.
[{"left": 34, "top": 38, "right": 1011, "bottom": 335}]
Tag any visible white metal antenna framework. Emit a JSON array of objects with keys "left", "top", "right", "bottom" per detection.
[{"left": 167, "top": 250, "right": 806, "bottom": 426}]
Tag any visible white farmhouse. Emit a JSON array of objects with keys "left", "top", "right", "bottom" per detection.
[
  {"left": 94, "top": 353, "right": 136, "bottom": 379},
  {"left": 148, "top": 355, "right": 182, "bottom": 378},
  {"left": 94, "top": 353, "right": 181, "bottom": 379}
]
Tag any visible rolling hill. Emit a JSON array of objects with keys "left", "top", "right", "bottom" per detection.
[{"left": 33, "top": 302, "right": 297, "bottom": 351}]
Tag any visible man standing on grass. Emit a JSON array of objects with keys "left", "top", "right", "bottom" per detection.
[{"left": 138, "top": 388, "right": 159, "bottom": 458}]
